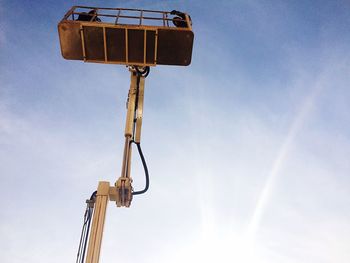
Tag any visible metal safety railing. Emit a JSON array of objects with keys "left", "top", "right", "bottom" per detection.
[{"left": 61, "top": 6, "right": 192, "bottom": 30}]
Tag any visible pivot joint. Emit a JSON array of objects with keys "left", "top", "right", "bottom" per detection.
[{"left": 115, "top": 177, "right": 133, "bottom": 207}]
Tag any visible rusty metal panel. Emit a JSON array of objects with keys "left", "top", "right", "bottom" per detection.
[
  {"left": 127, "top": 29, "right": 145, "bottom": 64},
  {"left": 83, "top": 26, "right": 104, "bottom": 60},
  {"left": 157, "top": 29, "right": 194, "bottom": 66},
  {"left": 106, "top": 28, "right": 126, "bottom": 62},
  {"left": 58, "top": 22, "right": 193, "bottom": 66},
  {"left": 58, "top": 22, "right": 83, "bottom": 60},
  {"left": 146, "top": 30, "right": 156, "bottom": 64}
]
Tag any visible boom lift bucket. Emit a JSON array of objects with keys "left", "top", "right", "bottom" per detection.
[{"left": 58, "top": 6, "right": 194, "bottom": 66}]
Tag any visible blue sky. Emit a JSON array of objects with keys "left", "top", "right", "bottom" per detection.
[{"left": 1, "top": 0, "right": 350, "bottom": 262}]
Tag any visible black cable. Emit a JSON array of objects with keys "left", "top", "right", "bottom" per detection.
[
  {"left": 81, "top": 207, "right": 92, "bottom": 262},
  {"left": 90, "top": 191, "right": 97, "bottom": 200},
  {"left": 132, "top": 141, "right": 150, "bottom": 195},
  {"left": 135, "top": 66, "right": 150, "bottom": 78},
  {"left": 76, "top": 211, "right": 88, "bottom": 263},
  {"left": 76, "top": 191, "right": 97, "bottom": 263}
]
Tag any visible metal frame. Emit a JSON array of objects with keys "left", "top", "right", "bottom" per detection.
[
  {"left": 78, "top": 24, "right": 158, "bottom": 66},
  {"left": 115, "top": 70, "right": 146, "bottom": 207},
  {"left": 86, "top": 182, "right": 110, "bottom": 263},
  {"left": 59, "top": 6, "right": 194, "bottom": 67},
  {"left": 61, "top": 6, "right": 192, "bottom": 31},
  {"left": 85, "top": 69, "right": 147, "bottom": 262}
]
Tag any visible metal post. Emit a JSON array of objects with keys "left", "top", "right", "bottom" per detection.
[
  {"left": 121, "top": 72, "right": 138, "bottom": 180},
  {"left": 85, "top": 182, "right": 110, "bottom": 263},
  {"left": 115, "top": 69, "right": 146, "bottom": 207},
  {"left": 135, "top": 76, "right": 145, "bottom": 143}
]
